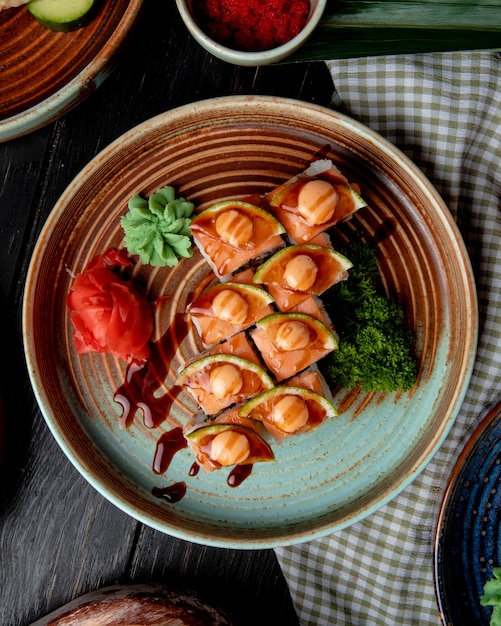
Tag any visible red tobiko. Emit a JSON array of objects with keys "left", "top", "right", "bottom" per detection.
[
  {"left": 67, "top": 248, "right": 153, "bottom": 362},
  {"left": 194, "top": 0, "right": 310, "bottom": 52}
]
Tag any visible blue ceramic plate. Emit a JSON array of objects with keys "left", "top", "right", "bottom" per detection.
[
  {"left": 22, "top": 96, "right": 478, "bottom": 548},
  {"left": 434, "top": 400, "right": 501, "bottom": 625}
]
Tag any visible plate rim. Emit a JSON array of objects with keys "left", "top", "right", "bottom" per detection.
[
  {"left": 22, "top": 95, "right": 479, "bottom": 547},
  {"left": 433, "top": 399, "right": 501, "bottom": 624}
]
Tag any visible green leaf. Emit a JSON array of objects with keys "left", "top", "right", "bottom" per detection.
[
  {"left": 285, "top": 1, "right": 501, "bottom": 63},
  {"left": 481, "top": 568, "right": 501, "bottom": 625}
]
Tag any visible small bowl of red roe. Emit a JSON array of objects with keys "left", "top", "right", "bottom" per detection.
[{"left": 175, "top": 0, "right": 327, "bottom": 66}]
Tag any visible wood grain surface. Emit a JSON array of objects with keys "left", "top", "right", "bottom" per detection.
[{"left": 0, "top": 3, "right": 334, "bottom": 625}]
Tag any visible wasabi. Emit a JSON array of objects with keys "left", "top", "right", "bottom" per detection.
[{"left": 121, "top": 186, "right": 195, "bottom": 267}]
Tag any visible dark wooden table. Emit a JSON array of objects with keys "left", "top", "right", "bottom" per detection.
[{"left": 0, "top": 3, "right": 334, "bottom": 625}]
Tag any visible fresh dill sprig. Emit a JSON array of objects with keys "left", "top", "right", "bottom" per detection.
[{"left": 325, "top": 241, "right": 418, "bottom": 393}]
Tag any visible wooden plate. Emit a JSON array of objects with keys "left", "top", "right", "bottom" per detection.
[
  {"left": 0, "top": 0, "right": 144, "bottom": 142},
  {"left": 22, "top": 96, "right": 478, "bottom": 548}
]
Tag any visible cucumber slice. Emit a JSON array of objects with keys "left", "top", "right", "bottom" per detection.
[
  {"left": 28, "top": 0, "right": 101, "bottom": 32},
  {"left": 239, "top": 385, "right": 338, "bottom": 421}
]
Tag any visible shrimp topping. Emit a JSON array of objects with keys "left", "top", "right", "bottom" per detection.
[
  {"left": 215, "top": 210, "right": 253, "bottom": 247},
  {"left": 296, "top": 180, "right": 339, "bottom": 225},
  {"left": 284, "top": 254, "right": 318, "bottom": 290},
  {"left": 272, "top": 395, "right": 309, "bottom": 432},
  {"left": 275, "top": 320, "right": 310, "bottom": 351},
  {"left": 209, "top": 364, "right": 243, "bottom": 399},
  {"left": 212, "top": 289, "right": 249, "bottom": 324},
  {"left": 210, "top": 430, "right": 251, "bottom": 465}
]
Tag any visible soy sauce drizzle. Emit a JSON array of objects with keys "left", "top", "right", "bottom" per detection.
[
  {"left": 153, "top": 427, "right": 187, "bottom": 475},
  {"left": 189, "top": 462, "right": 200, "bottom": 477},
  {"left": 152, "top": 483, "right": 186, "bottom": 503},
  {"left": 373, "top": 218, "right": 397, "bottom": 243},
  {"left": 114, "top": 312, "right": 189, "bottom": 429},
  {"left": 110, "top": 293, "right": 255, "bottom": 501},
  {"left": 228, "top": 464, "right": 253, "bottom": 487},
  {"left": 153, "top": 457, "right": 254, "bottom": 503}
]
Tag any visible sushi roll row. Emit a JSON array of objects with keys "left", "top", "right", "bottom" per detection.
[
  {"left": 189, "top": 159, "right": 366, "bottom": 282},
  {"left": 176, "top": 160, "right": 367, "bottom": 473}
]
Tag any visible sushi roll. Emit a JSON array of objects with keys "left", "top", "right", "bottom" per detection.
[
  {"left": 265, "top": 159, "right": 367, "bottom": 244},
  {"left": 187, "top": 282, "right": 274, "bottom": 347},
  {"left": 250, "top": 312, "right": 338, "bottom": 381},
  {"left": 176, "top": 352, "right": 274, "bottom": 416},
  {"left": 253, "top": 244, "right": 353, "bottom": 311},
  {"left": 239, "top": 384, "right": 337, "bottom": 441},
  {"left": 190, "top": 200, "right": 286, "bottom": 280},
  {"left": 287, "top": 364, "right": 335, "bottom": 401},
  {"left": 288, "top": 295, "right": 336, "bottom": 333},
  {"left": 185, "top": 409, "right": 275, "bottom": 472},
  {"left": 183, "top": 331, "right": 265, "bottom": 369}
]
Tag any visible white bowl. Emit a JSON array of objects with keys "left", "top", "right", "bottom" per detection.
[{"left": 175, "top": 0, "right": 326, "bottom": 66}]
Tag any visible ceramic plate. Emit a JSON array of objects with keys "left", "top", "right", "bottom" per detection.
[
  {"left": 22, "top": 96, "right": 478, "bottom": 548},
  {"left": 434, "top": 400, "right": 501, "bottom": 625},
  {"left": 0, "top": 0, "right": 143, "bottom": 142}
]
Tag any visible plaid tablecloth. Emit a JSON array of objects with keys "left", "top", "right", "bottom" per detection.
[{"left": 275, "top": 51, "right": 501, "bottom": 625}]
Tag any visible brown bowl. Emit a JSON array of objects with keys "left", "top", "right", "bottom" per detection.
[{"left": 0, "top": 0, "right": 144, "bottom": 141}]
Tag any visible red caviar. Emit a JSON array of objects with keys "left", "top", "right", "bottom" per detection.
[{"left": 193, "top": 0, "right": 311, "bottom": 52}]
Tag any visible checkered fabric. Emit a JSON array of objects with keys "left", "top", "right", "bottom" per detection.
[{"left": 275, "top": 51, "right": 501, "bottom": 626}]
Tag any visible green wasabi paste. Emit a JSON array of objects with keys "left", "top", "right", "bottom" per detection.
[{"left": 121, "top": 186, "right": 195, "bottom": 267}]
